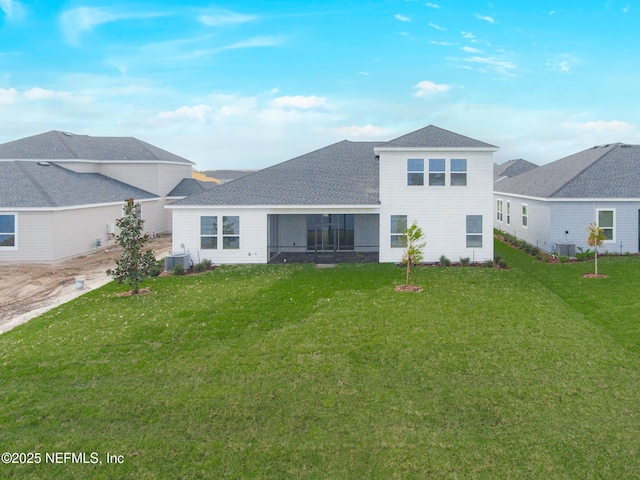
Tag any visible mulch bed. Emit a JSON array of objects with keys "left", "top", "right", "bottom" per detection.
[
  {"left": 581, "top": 273, "right": 608, "bottom": 279},
  {"left": 395, "top": 285, "right": 423, "bottom": 292},
  {"left": 117, "top": 287, "right": 154, "bottom": 297}
]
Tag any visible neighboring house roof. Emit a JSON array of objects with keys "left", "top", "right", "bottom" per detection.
[
  {"left": 172, "top": 140, "right": 384, "bottom": 206},
  {"left": 171, "top": 125, "right": 497, "bottom": 207},
  {"left": 0, "top": 131, "right": 193, "bottom": 164},
  {"left": 0, "top": 161, "right": 159, "bottom": 208},
  {"left": 191, "top": 171, "right": 220, "bottom": 184},
  {"left": 495, "top": 143, "right": 640, "bottom": 198},
  {"left": 380, "top": 125, "right": 497, "bottom": 149},
  {"left": 204, "top": 170, "right": 255, "bottom": 182},
  {"left": 494, "top": 158, "right": 538, "bottom": 181},
  {"left": 168, "top": 178, "right": 218, "bottom": 197}
]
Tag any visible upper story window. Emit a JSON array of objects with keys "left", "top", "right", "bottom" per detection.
[
  {"left": 496, "top": 199, "right": 503, "bottom": 222},
  {"left": 597, "top": 209, "right": 615, "bottom": 241},
  {"left": 407, "top": 159, "right": 424, "bottom": 186},
  {"left": 450, "top": 159, "right": 467, "bottom": 186},
  {"left": 506, "top": 201, "right": 511, "bottom": 225},
  {"left": 0, "top": 214, "right": 16, "bottom": 248},
  {"left": 429, "top": 159, "right": 446, "bottom": 186}
]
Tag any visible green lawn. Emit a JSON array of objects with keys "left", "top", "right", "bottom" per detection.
[{"left": 1, "top": 240, "right": 640, "bottom": 479}]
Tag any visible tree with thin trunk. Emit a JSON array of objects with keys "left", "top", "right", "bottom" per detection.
[
  {"left": 586, "top": 221, "right": 606, "bottom": 276},
  {"left": 402, "top": 221, "right": 426, "bottom": 286},
  {"left": 106, "top": 198, "right": 156, "bottom": 294}
]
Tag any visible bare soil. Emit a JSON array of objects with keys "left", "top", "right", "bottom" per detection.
[{"left": 0, "top": 236, "right": 172, "bottom": 333}]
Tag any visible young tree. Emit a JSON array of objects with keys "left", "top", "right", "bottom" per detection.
[
  {"left": 586, "top": 221, "right": 606, "bottom": 276},
  {"left": 106, "top": 198, "right": 156, "bottom": 294},
  {"left": 402, "top": 221, "right": 426, "bottom": 286}
]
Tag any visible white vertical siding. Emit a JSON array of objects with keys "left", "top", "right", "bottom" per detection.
[{"left": 379, "top": 150, "right": 495, "bottom": 263}]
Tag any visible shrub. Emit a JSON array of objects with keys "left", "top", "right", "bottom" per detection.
[
  {"left": 194, "top": 260, "right": 213, "bottom": 273},
  {"left": 559, "top": 255, "right": 569, "bottom": 264},
  {"left": 484, "top": 259, "right": 495, "bottom": 268},
  {"left": 172, "top": 264, "right": 186, "bottom": 276},
  {"left": 497, "top": 259, "right": 508, "bottom": 269},
  {"left": 460, "top": 257, "right": 470, "bottom": 266},
  {"left": 149, "top": 260, "right": 163, "bottom": 277},
  {"left": 439, "top": 255, "right": 451, "bottom": 267}
]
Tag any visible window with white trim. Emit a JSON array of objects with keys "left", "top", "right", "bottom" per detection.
[
  {"left": 429, "top": 159, "right": 446, "bottom": 186},
  {"left": 200, "top": 216, "right": 218, "bottom": 249},
  {"left": 466, "top": 215, "right": 483, "bottom": 247},
  {"left": 223, "top": 216, "right": 240, "bottom": 249},
  {"left": 450, "top": 159, "right": 467, "bottom": 186},
  {"left": 496, "top": 199, "right": 503, "bottom": 222},
  {"left": 407, "top": 159, "right": 424, "bottom": 186},
  {"left": 522, "top": 204, "right": 528, "bottom": 228},
  {"left": 0, "top": 214, "right": 16, "bottom": 248},
  {"left": 390, "top": 215, "right": 407, "bottom": 248},
  {"left": 506, "top": 201, "right": 511, "bottom": 226},
  {"left": 597, "top": 209, "right": 615, "bottom": 241}
]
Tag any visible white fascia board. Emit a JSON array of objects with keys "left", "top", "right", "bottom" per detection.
[
  {"left": 0, "top": 197, "right": 161, "bottom": 212},
  {"left": 166, "top": 203, "right": 381, "bottom": 210},
  {"left": 374, "top": 146, "right": 499, "bottom": 154},
  {"left": 493, "top": 191, "right": 640, "bottom": 203},
  {"left": 1, "top": 158, "right": 193, "bottom": 166}
]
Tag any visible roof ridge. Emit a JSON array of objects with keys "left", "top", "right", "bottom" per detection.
[
  {"left": 131, "top": 137, "right": 162, "bottom": 161},
  {"left": 547, "top": 144, "right": 618, "bottom": 197},
  {"left": 54, "top": 131, "right": 80, "bottom": 159},
  {"left": 17, "top": 161, "right": 59, "bottom": 207}
]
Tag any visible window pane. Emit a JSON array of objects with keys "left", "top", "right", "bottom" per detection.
[
  {"left": 429, "top": 173, "right": 445, "bottom": 186},
  {"left": 451, "top": 173, "right": 467, "bottom": 186},
  {"left": 200, "top": 216, "right": 217, "bottom": 235},
  {"left": 602, "top": 228, "right": 613, "bottom": 240},
  {"left": 223, "top": 216, "right": 239, "bottom": 235},
  {"left": 391, "top": 235, "right": 406, "bottom": 248},
  {"left": 407, "top": 172, "right": 424, "bottom": 185},
  {"left": 223, "top": 236, "right": 240, "bottom": 249},
  {"left": 0, "top": 215, "right": 15, "bottom": 233},
  {"left": 407, "top": 158, "right": 424, "bottom": 171},
  {"left": 598, "top": 210, "right": 614, "bottom": 228},
  {"left": 467, "top": 215, "right": 483, "bottom": 234},
  {"left": 466, "top": 235, "right": 482, "bottom": 248},
  {"left": 390, "top": 215, "right": 407, "bottom": 234},
  {"left": 201, "top": 236, "right": 217, "bottom": 249},
  {"left": 0, "top": 234, "right": 15, "bottom": 247},
  {"left": 451, "top": 159, "right": 467, "bottom": 171},
  {"left": 429, "top": 159, "right": 445, "bottom": 171}
]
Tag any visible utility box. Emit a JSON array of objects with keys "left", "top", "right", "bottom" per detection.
[
  {"left": 165, "top": 253, "right": 191, "bottom": 271},
  {"left": 555, "top": 242, "right": 576, "bottom": 257}
]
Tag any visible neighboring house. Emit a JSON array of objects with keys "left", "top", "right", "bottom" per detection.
[
  {"left": 494, "top": 143, "right": 640, "bottom": 255},
  {"left": 0, "top": 130, "right": 194, "bottom": 263},
  {"left": 167, "top": 178, "right": 218, "bottom": 201},
  {"left": 168, "top": 125, "right": 498, "bottom": 264},
  {"left": 494, "top": 158, "right": 538, "bottom": 181},
  {"left": 204, "top": 170, "right": 256, "bottom": 184}
]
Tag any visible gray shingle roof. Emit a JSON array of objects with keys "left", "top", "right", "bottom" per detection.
[
  {"left": 0, "top": 161, "right": 159, "bottom": 208},
  {"left": 494, "top": 143, "right": 640, "bottom": 198},
  {"left": 172, "top": 140, "right": 383, "bottom": 206},
  {"left": 168, "top": 178, "right": 218, "bottom": 197},
  {"left": 494, "top": 158, "right": 538, "bottom": 181},
  {"left": 0, "top": 131, "right": 193, "bottom": 164},
  {"left": 382, "top": 125, "right": 497, "bottom": 149}
]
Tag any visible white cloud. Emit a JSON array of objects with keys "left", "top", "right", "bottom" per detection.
[
  {"left": 429, "top": 22, "right": 446, "bottom": 31},
  {"left": 0, "top": 88, "right": 18, "bottom": 104},
  {"left": 413, "top": 80, "right": 451, "bottom": 97},
  {"left": 334, "top": 125, "right": 389, "bottom": 139},
  {"left": 547, "top": 54, "right": 578, "bottom": 74},
  {"left": 23, "top": 87, "right": 92, "bottom": 103},
  {"left": 575, "top": 120, "right": 634, "bottom": 133},
  {"left": 358, "top": 72, "right": 370, "bottom": 76},
  {"left": 462, "top": 46, "right": 482, "bottom": 53},
  {"left": 199, "top": 9, "right": 257, "bottom": 26},
  {"left": 60, "top": 7, "right": 166, "bottom": 45},
  {"left": 271, "top": 95, "right": 328, "bottom": 110},
  {"left": 219, "top": 36, "right": 283, "bottom": 51},
  {"left": 430, "top": 41, "right": 456, "bottom": 46},
  {"left": 461, "top": 31, "right": 475, "bottom": 39},
  {"left": 426, "top": 3, "right": 442, "bottom": 9},
  {"left": 463, "top": 56, "right": 517, "bottom": 76},
  {"left": 475, "top": 14, "right": 496, "bottom": 24},
  {"left": 0, "top": 0, "right": 24, "bottom": 21},
  {"left": 395, "top": 14, "right": 411, "bottom": 22},
  {"left": 622, "top": 4, "right": 630, "bottom": 13},
  {"left": 155, "top": 105, "right": 213, "bottom": 124}
]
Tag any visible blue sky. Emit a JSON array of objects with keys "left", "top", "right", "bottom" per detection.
[{"left": 1, "top": 1, "right": 639, "bottom": 169}]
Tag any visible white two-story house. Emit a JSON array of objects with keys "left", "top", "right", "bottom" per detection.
[{"left": 168, "top": 125, "right": 498, "bottom": 264}]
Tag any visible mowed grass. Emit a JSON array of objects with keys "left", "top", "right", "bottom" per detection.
[{"left": 1, "top": 241, "right": 640, "bottom": 479}]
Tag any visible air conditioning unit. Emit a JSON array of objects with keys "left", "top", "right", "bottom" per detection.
[
  {"left": 164, "top": 253, "right": 191, "bottom": 271},
  {"left": 556, "top": 242, "right": 576, "bottom": 257}
]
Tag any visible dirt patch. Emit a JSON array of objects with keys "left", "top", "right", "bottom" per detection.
[
  {"left": 582, "top": 273, "right": 608, "bottom": 279},
  {"left": 0, "top": 236, "right": 172, "bottom": 333},
  {"left": 395, "top": 284, "right": 423, "bottom": 292}
]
